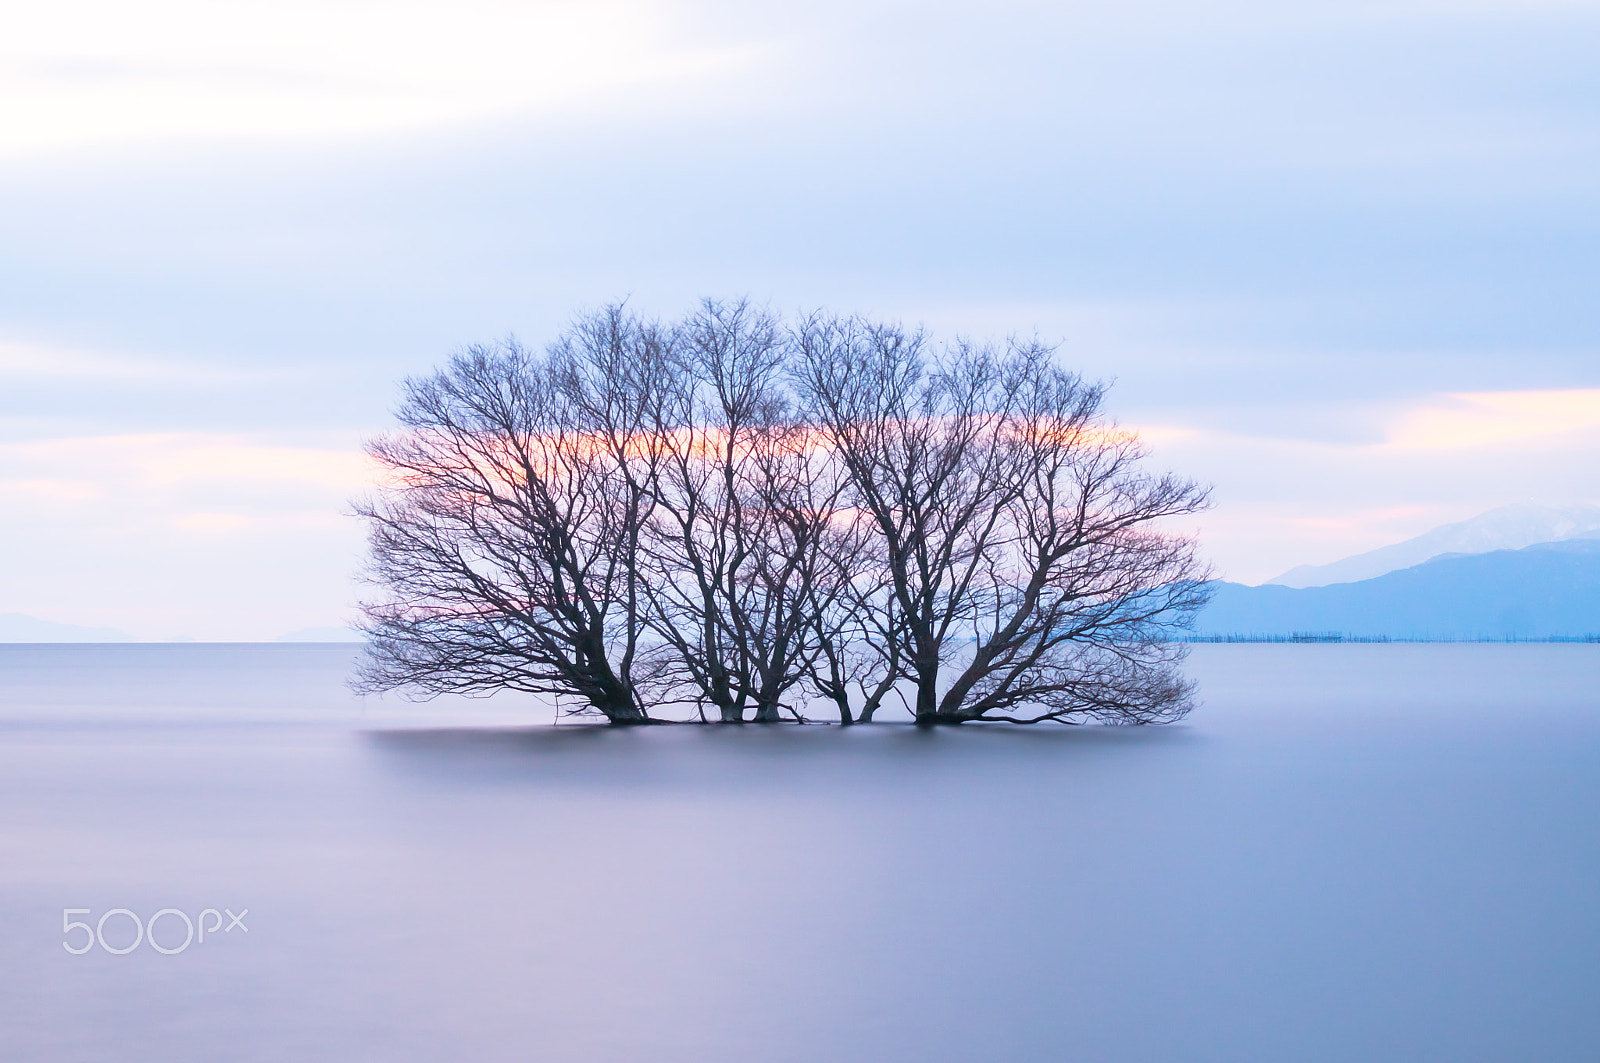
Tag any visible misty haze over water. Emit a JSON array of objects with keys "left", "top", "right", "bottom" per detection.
[{"left": 1, "top": 644, "right": 1596, "bottom": 1062}]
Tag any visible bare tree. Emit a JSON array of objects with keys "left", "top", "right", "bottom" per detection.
[
  {"left": 354, "top": 338, "right": 656, "bottom": 723},
  {"left": 731, "top": 401, "right": 862, "bottom": 722},
  {"left": 584, "top": 299, "right": 852, "bottom": 723},
  {"left": 793, "top": 314, "right": 1211, "bottom": 725},
  {"left": 805, "top": 559, "right": 906, "bottom": 724},
  {"left": 357, "top": 301, "right": 1210, "bottom": 727}
]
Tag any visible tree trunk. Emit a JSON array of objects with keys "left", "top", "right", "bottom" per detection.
[
  {"left": 857, "top": 671, "right": 899, "bottom": 723},
  {"left": 589, "top": 671, "right": 648, "bottom": 724},
  {"left": 913, "top": 656, "right": 940, "bottom": 725},
  {"left": 604, "top": 701, "right": 650, "bottom": 724}
]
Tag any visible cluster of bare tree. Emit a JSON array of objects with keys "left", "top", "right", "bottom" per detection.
[{"left": 354, "top": 300, "right": 1212, "bottom": 725}]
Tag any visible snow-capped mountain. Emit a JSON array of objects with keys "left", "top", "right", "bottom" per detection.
[{"left": 1266, "top": 503, "right": 1600, "bottom": 589}]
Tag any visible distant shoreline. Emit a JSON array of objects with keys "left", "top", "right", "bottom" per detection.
[{"left": 1184, "top": 633, "right": 1600, "bottom": 644}]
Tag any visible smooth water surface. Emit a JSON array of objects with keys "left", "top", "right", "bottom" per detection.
[{"left": 1, "top": 644, "right": 1597, "bottom": 1062}]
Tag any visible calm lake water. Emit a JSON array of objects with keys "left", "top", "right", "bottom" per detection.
[{"left": 1, "top": 643, "right": 1597, "bottom": 1062}]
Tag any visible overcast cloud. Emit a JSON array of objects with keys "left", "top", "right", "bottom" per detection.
[{"left": 2, "top": 0, "right": 1596, "bottom": 637}]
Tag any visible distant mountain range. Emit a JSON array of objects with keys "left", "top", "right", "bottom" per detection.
[
  {"left": 1267, "top": 503, "right": 1600, "bottom": 588},
  {"left": 0, "top": 613, "right": 134, "bottom": 642},
  {"left": 9, "top": 504, "right": 1598, "bottom": 643},
  {"left": 1200, "top": 539, "right": 1600, "bottom": 638}
]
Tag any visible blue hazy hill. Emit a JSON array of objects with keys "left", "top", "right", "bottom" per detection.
[
  {"left": 1198, "top": 539, "right": 1600, "bottom": 638},
  {"left": 0, "top": 613, "right": 133, "bottom": 642}
]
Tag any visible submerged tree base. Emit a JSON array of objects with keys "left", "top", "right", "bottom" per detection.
[{"left": 574, "top": 714, "right": 1124, "bottom": 727}]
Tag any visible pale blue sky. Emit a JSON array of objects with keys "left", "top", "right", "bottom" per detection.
[{"left": 2, "top": 0, "right": 1597, "bottom": 638}]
